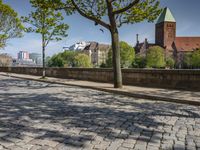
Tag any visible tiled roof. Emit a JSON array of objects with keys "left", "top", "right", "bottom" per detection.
[
  {"left": 157, "top": 7, "right": 176, "bottom": 24},
  {"left": 175, "top": 37, "right": 200, "bottom": 52},
  {"left": 84, "top": 42, "right": 98, "bottom": 50},
  {"left": 83, "top": 42, "right": 110, "bottom": 51}
]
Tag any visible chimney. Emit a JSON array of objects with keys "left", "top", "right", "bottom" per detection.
[
  {"left": 136, "top": 34, "right": 139, "bottom": 45},
  {"left": 144, "top": 38, "right": 148, "bottom": 51},
  {"left": 145, "top": 38, "right": 148, "bottom": 44}
]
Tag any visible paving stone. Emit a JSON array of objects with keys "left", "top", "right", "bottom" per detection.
[
  {"left": 0, "top": 75, "right": 199, "bottom": 150},
  {"left": 134, "top": 141, "right": 147, "bottom": 149},
  {"left": 117, "top": 146, "right": 130, "bottom": 150},
  {"left": 121, "top": 142, "right": 135, "bottom": 148}
]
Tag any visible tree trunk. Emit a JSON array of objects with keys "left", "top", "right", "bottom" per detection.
[
  {"left": 106, "top": 0, "right": 123, "bottom": 88},
  {"left": 42, "top": 34, "right": 46, "bottom": 78},
  {"left": 111, "top": 29, "right": 122, "bottom": 88}
]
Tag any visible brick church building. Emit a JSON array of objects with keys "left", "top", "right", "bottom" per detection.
[{"left": 135, "top": 7, "right": 200, "bottom": 68}]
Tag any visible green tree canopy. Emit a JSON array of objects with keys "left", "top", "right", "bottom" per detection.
[
  {"left": 48, "top": 51, "right": 92, "bottom": 68},
  {"left": 191, "top": 49, "right": 200, "bottom": 68},
  {"left": 48, "top": 54, "right": 64, "bottom": 67},
  {"left": 132, "top": 55, "right": 146, "bottom": 68},
  {"left": 74, "top": 53, "right": 92, "bottom": 68},
  {"left": 50, "top": 0, "right": 162, "bottom": 88},
  {"left": 60, "top": 50, "right": 78, "bottom": 67},
  {"left": 183, "top": 53, "right": 192, "bottom": 69},
  {"left": 106, "top": 41, "right": 135, "bottom": 68},
  {"left": 146, "top": 46, "right": 165, "bottom": 68},
  {"left": 166, "top": 57, "right": 175, "bottom": 69},
  {"left": 0, "top": 0, "right": 23, "bottom": 48},
  {"left": 22, "top": 0, "right": 69, "bottom": 78}
]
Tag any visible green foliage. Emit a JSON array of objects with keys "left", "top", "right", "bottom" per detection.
[
  {"left": 74, "top": 53, "right": 92, "bottom": 68},
  {"left": 132, "top": 55, "right": 146, "bottom": 68},
  {"left": 105, "top": 41, "right": 135, "bottom": 68},
  {"left": 22, "top": 0, "right": 69, "bottom": 77},
  {"left": 105, "top": 50, "right": 113, "bottom": 68},
  {"left": 0, "top": 0, "right": 23, "bottom": 48},
  {"left": 21, "top": 0, "right": 69, "bottom": 48},
  {"left": 48, "top": 51, "right": 92, "bottom": 68},
  {"left": 191, "top": 49, "right": 200, "bottom": 68},
  {"left": 183, "top": 53, "right": 192, "bottom": 69},
  {"left": 120, "top": 41, "right": 135, "bottom": 68},
  {"left": 166, "top": 57, "right": 175, "bottom": 69},
  {"left": 51, "top": 0, "right": 161, "bottom": 28},
  {"left": 49, "top": 0, "right": 162, "bottom": 87},
  {"left": 60, "top": 50, "right": 78, "bottom": 67},
  {"left": 48, "top": 54, "right": 64, "bottom": 67},
  {"left": 48, "top": 51, "right": 76, "bottom": 67},
  {"left": 146, "top": 46, "right": 166, "bottom": 68},
  {"left": 100, "top": 63, "right": 106, "bottom": 68}
]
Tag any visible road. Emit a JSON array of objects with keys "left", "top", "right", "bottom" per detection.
[{"left": 0, "top": 75, "right": 200, "bottom": 150}]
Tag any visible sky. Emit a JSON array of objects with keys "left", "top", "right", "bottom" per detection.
[{"left": 2, "top": 0, "right": 200, "bottom": 58}]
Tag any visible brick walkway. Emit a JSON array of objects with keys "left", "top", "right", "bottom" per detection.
[{"left": 0, "top": 75, "right": 200, "bottom": 150}]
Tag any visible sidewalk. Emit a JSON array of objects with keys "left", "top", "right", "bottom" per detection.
[{"left": 0, "top": 72, "right": 200, "bottom": 105}]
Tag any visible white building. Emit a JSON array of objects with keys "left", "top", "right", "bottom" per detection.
[{"left": 68, "top": 41, "right": 90, "bottom": 51}]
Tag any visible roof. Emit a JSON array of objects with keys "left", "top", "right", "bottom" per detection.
[
  {"left": 135, "top": 40, "right": 156, "bottom": 55},
  {"left": 157, "top": 7, "right": 176, "bottom": 24},
  {"left": 84, "top": 42, "right": 98, "bottom": 51},
  {"left": 175, "top": 37, "right": 200, "bottom": 52},
  {"left": 84, "top": 42, "right": 110, "bottom": 51}
]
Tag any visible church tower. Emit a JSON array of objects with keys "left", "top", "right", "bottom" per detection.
[{"left": 155, "top": 7, "right": 176, "bottom": 50}]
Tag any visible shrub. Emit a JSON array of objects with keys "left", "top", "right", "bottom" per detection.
[{"left": 146, "top": 46, "right": 165, "bottom": 68}]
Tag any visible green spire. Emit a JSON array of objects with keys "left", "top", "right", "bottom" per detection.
[{"left": 157, "top": 7, "right": 176, "bottom": 24}]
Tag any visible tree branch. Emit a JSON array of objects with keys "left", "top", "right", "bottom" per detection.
[
  {"left": 71, "top": 0, "right": 110, "bottom": 30},
  {"left": 113, "top": 0, "right": 140, "bottom": 14}
]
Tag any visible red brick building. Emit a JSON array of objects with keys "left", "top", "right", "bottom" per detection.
[{"left": 135, "top": 7, "right": 200, "bottom": 68}]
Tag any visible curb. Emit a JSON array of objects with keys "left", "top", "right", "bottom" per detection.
[{"left": 1, "top": 73, "right": 200, "bottom": 106}]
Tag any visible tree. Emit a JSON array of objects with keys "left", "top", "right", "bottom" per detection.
[
  {"left": 120, "top": 41, "right": 135, "bottom": 68},
  {"left": 47, "top": 51, "right": 91, "bottom": 68},
  {"left": 166, "top": 57, "right": 175, "bottom": 69},
  {"left": 106, "top": 41, "right": 135, "bottom": 68},
  {"left": 48, "top": 50, "right": 77, "bottom": 67},
  {"left": 132, "top": 55, "right": 146, "bottom": 68},
  {"left": 146, "top": 46, "right": 165, "bottom": 68},
  {"left": 22, "top": 0, "right": 69, "bottom": 78},
  {"left": 0, "top": 0, "right": 23, "bottom": 48},
  {"left": 191, "top": 49, "right": 200, "bottom": 68},
  {"left": 51, "top": 0, "right": 161, "bottom": 88},
  {"left": 60, "top": 50, "right": 78, "bottom": 67},
  {"left": 48, "top": 54, "right": 64, "bottom": 67},
  {"left": 105, "top": 50, "right": 113, "bottom": 68},
  {"left": 183, "top": 53, "right": 192, "bottom": 69},
  {"left": 74, "top": 53, "right": 92, "bottom": 68}
]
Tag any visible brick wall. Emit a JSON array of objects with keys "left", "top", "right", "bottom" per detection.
[{"left": 0, "top": 67, "right": 199, "bottom": 91}]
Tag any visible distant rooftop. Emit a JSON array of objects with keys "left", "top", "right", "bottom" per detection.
[{"left": 157, "top": 7, "right": 176, "bottom": 24}]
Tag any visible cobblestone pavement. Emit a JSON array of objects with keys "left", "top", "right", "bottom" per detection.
[{"left": 0, "top": 75, "right": 200, "bottom": 150}]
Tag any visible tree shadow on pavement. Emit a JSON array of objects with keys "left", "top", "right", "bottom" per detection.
[{"left": 0, "top": 77, "right": 199, "bottom": 149}]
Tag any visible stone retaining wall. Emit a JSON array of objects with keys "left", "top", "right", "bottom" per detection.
[{"left": 0, "top": 67, "right": 200, "bottom": 91}]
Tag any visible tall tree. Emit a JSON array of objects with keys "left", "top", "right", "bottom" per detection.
[
  {"left": 51, "top": 0, "right": 161, "bottom": 88},
  {"left": 74, "top": 53, "right": 92, "bottom": 68},
  {"left": 0, "top": 0, "right": 23, "bottom": 48},
  {"left": 106, "top": 41, "right": 135, "bottom": 68},
  {"left": 146, "top": 46, "right": 165, "bottom": 68},
  {"left": 22, "top": 0, "right": 69, "bottom": 78}
]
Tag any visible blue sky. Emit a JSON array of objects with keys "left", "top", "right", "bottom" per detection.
[{"left": 2, "top": 0, "right": 200, "bottom": 57}]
